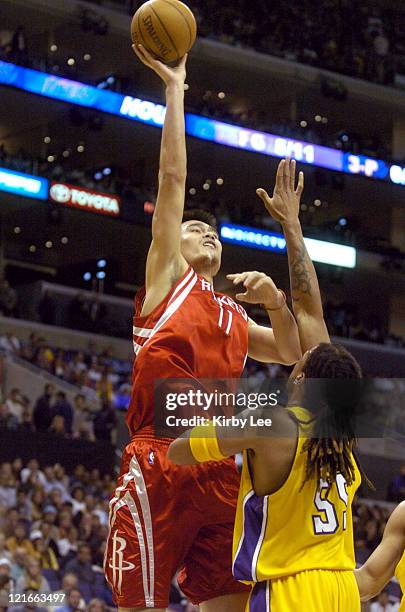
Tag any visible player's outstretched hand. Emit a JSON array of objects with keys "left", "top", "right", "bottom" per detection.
[
  {"left": 227, "top": 271, "right": 284, "bottom": 309},
  {"left": 132, "top": 44, "right": 187, "bottom": 86},
  {"left": 256, "top": 158, "right": 304, "bottom": 226}
]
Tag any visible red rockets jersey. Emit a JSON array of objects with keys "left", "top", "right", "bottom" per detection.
[{"left": 127, "top": 266, "right": 249, "bottom": 436}]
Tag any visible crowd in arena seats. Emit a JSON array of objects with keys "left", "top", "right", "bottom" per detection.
[
  {"left": 0, "top": 458, "right": 115, "bottom": 610},
  {"left": 89, "top": 0, "right": 405, "bottom": 91},
  {"left": 246, "top": 300, "right": 405, "bottom": 349},
  {"left": 2, "top": 263, "right": 405, "bottom": 349},
  {"left": 324, "top": 300, "right": 404, "bottom": 349},
  {"left": 0, "top": 329, "right": 132, "bottom": 437}
]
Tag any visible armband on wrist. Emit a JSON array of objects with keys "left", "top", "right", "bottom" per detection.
[{"left": 189, "top": 422, "right": 226, "bottom": 463}]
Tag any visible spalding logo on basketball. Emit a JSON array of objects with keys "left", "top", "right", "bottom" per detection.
[{"left": 131, "top": 0, "right": 197, "bottom": 64}]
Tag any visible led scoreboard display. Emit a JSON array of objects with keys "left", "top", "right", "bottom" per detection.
[
  {"left": 343, "top": 154, "right": 389, "bottom": 180},
  {"left": 0, "top": 60, "right": 404, "bottom": 188}
]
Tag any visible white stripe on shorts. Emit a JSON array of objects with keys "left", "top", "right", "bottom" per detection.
[{"left": 129, "top": 456, "right": 155, "bottom": 607}]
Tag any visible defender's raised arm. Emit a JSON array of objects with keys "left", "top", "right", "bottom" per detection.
[{"left": 257, "top": 159, "right": 330, "bottom": 352}]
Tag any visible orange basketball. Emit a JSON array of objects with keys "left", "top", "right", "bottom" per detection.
[{"left": 131, "top": 0, "right": 197, "bottom": 64}]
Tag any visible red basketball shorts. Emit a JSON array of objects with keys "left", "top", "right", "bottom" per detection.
[{"left": 104, "top": 434, "right": 248, "bottom": 609}]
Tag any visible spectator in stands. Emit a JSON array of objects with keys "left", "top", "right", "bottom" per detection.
[
  {"left": 67, "top": 354, "right": 87, "bottom": 385},
  {"left": 0, "top": 535, "right": 11, "bottom": 562},
  {"left": 12, "top": 457, "right": 23, "bottom": 478},
  {"left": 0, "top": 558, "right": 13, "bottom": 607},
  {"left": 0, "top": 278, "right": 18, "bottom": 318},
  {"left": 70, "top": 486, "right": 86, "bottom": 516},
  {"left": 53, "top": 575, "right": 86, "bottom": 610},
  {"left": 35, "top": 345, "right": 55, "bottom": 373},
  {"left": 49, "top": 414, "right": 67, "bottom": 438},
  {"left": 0, "top": 557, "right": 12, "bottom": 581},
  {"left": 53, "top": 392, "right": 73, "bottom": 435},
  {"left": 30, "top": 489, "right": 46, "bottom": 522},
  {"left": 387, "top": 464, "right": 405, "bottom": 502},
  {"left": 72, "top": 395, "right": 95, "bottom": 441},
  {"left": 0, "top": 466, "right": 17, "bottom": 509},
  {"left": 0, "top": 330, "right": 21, "bottom": 353},
  {"left": 68, "top": 293, "right": 90, "bottom": 331},
  {"left": 55, "top": 587, "right": 85, "bottom": 612},
  {"left": 0, "top": 402, "right": 19, "bottom": 431},
  {"left": 64, "top": 544, "right": 95, "bottom": 586},
  {"left": 20, "top": 402, "right": 34, "bottom": 432},
  {"left": 5, "top": 388, "right": 24, "bottom": 422},
  {"left": 30, "top": 531, "right": 59, "bottom": 571},
  {"left": 15, "top": 557, "right": 50, "bottom": 594},
  {"left": 114, "top": 381, "right": 131, "bottom": 411},
  {"left": 54, "top": 350, "right": 68, "bottom": 379},
  {"left": 0, "top": 573, "right": 12, "bottom": 609},
  {"left": 88, "top": 294, "right": 107, "bottom": 334},
  {"left": 57, "top": 526, "right": 79, "bottom": 560},
  {"left": 10, "top": 25, "right": 28, "bottom": 66},
  {"left": 16, "top": 488, "right": 33, "bottom": 521},
  {"left": 93, "top": 401, "right": 117, "bottom": 443},
  {"left": 87, "top": 598, "right": 107, "bottom": 612},
  {"left": 96, "top": 366, "right": 113, "bottom": 404},
  {"left": 33, "top": 383, "right": 55, "bottom": 432},
  {"left": 10, "top": 547, "right": 27, "bottom": 583},
  {"left": 2, "top": 507, "right": 20, "bottom": 538},
  {"left": 6, "top": 521, "right": 35, "bottom": 556},
  {"left": 21, "top": 332, "right": 41, "bottom": 363},
  {"left": 20, "top": 459, "right": 46, "bottom": 488},
  {"left": 37, "top": 290, "right": 56, "bottom": 325}
]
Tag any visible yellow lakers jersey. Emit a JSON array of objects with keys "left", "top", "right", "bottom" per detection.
[
  {"left": 232, "top": 406, "right": 361, "bottom": 582},
  {"left": 396, "top": 552, "right": 405, "bottom": 612}
]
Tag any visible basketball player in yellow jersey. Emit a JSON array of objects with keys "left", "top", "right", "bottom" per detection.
[
  {"left": 169, "top": 159, "right": 363, "bottom": 611},
  {"left": 355, "top": 501, "right": 405, "bottom": 609}
]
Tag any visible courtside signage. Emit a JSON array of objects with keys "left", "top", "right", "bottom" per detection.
[
  {"left": 0, "top": 60, "right": 403, "bottom": 187},
  {"left": 50, "top": 182, "right": 121, "bottom": 216},
  {"left": 0, "top": 166, "right": 48, "bottom": 199},
  {"left": 220, "top": 224, "right": 356, "bottom": 268}
]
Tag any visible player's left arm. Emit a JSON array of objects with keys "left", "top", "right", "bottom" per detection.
[
  {"left": 227, "top": 271, "right": 302, "bottom": 365},
  {"left": 354, "top": 501, "right": 405, "bottom": 601},
  {"left": 167, "top": 426, "right": 256, "bottom": 465},
  {"left": 168, "top": 407, "right": 288, "bottom": 465}
]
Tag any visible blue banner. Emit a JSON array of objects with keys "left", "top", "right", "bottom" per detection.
[
  {"left": 0, "top": 166, "right": 48, "bottom": 199},
  {"left": 220, "top": 223, "right": 356, "bottom": 268},
  {"left": 0, "top": 60, "right": 403, "bottom": 187}
]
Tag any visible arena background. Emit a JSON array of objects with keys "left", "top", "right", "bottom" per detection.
[{"left": 0, "top": 0, "right": 404, "bottom": 610}]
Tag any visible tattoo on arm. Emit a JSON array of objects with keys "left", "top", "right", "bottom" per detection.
[{"left": 290, "top": 242, "right": 312, "bottom": 301}]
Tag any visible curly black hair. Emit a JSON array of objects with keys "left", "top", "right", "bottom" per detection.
[{"left": 295, "top": 343, "right": 370, "bottom": 489}]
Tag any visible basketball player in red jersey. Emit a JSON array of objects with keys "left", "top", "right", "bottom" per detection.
[{"left": 104, "top": 45, "right": 302, "bottom": 612}]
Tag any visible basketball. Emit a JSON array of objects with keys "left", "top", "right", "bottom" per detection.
[{"left": 131, "top": 0, "right": 197, "bottom": 64}]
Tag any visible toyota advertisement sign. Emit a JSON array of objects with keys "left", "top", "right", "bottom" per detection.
[{"left": 50, "top": 182, "right": 121, "bottom": 217}]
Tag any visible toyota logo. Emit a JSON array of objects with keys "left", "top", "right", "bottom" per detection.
[{"left": 50, "top": 183, "right": 71, "bottom": 203}]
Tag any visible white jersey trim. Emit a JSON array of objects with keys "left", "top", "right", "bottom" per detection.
[{"left": 133, "top": 271, "right": 197, "bottom": 356}]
